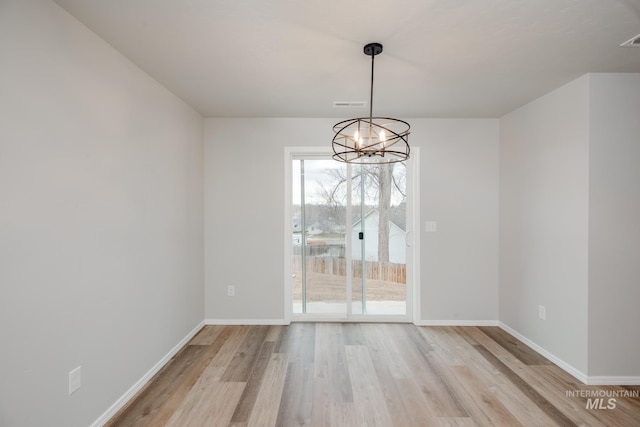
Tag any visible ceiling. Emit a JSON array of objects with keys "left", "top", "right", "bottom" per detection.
[{"left": 53, "top": 0, "right": 640, "bottom": 118}]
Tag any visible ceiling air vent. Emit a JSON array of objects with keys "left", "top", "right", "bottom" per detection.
[
  {"left": 333, "top": 101, "right": 367, "bottom": 108},
  {"left": 620, "top": 34, "right": 640, "bottom": 47}
]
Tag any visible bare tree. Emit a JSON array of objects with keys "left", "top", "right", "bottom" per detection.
[
  {"left": 377, "top": 163, "right": 392, "bottom": 262},
  {"left": 318, "top": 163, "right": 406, "bottom": 262},
  {"left": 316, "top": 168, "right": 348, "bottom": 208}
]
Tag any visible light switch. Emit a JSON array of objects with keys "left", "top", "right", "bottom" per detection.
[{"left": 425, "top": 221, "right": 437, "bottom": 232}]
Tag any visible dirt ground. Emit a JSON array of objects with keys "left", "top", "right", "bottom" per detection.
[{"left": 292, "top": 271, "right": 405, "bottom": 302}]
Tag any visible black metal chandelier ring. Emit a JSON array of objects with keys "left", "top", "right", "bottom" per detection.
[{"left": 332, "top": 43, "right": 410, "bottom": 164}]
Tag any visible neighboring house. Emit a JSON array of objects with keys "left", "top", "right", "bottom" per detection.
[
  {"left": 292, "top": 220, "right": 322, "bottom": 242},
  {"left": 292, "top": 220, "right": 302, "bottom": 245},
  {"left": 306, "top": 222, "right": 323, "bottom": 235},
  {"left": 351, "top": 209, "right": 406, "bottom": 264},
  {"left": 292, "top": 234, "right": 302, "bottom": 245}
]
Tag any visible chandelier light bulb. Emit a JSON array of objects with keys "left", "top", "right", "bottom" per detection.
[{"left": 379, "top": 129, "right": 386, "bottom": 142}]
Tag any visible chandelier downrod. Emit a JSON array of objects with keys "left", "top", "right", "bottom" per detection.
[{"left": 367, "top": 43, "right": 379, "bottom": 122}]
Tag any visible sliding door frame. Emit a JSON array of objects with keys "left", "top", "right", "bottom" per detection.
[{"left": 284, "top": 146, "right": 420, "bottom": 323}]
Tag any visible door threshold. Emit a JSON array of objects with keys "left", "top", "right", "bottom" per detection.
[{"left": 291, "top": 315, "right": 411, "bottom": 323}]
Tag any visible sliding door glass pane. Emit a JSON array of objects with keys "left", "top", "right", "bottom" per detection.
[
  {"left": 351, "top": 163, "right": 407, "bottom": 315},
  {"left": 292, "top": 159, "right": 347, "bottom": 315}
]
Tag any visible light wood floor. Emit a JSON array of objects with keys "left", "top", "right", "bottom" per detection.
[{"left": 106, "top": 324, "right": 640, "bottom": 426}]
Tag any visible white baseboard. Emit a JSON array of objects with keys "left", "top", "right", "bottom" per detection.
[
  {"left": 585, "top": 376, "right": 640, "bottom": 386},
  {"left": 498, "top": 322, "right": 589, "bottom": 384},
  {"left": 205, "top": 318, "right": 289, "bottom": 325},
  {"left": 498, "top": 323, "right": 640, "bottom": 385},
  {"left": 414, "top": 319, "right": 499, "bottom": 327},
  {"left": 90, "top": 320, "right": 206, "bottom": 427}
]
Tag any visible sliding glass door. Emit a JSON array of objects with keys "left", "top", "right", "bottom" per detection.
[
  {"left": 351, "top": 162, "right": 407, "bottom": 316},
  {"left": 291, "top": 153, "right": 409, "bottom": 320}
]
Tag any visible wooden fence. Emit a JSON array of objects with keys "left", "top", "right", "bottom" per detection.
[{"left": 292, "top": 255, "right": 406, "bottom": 284}]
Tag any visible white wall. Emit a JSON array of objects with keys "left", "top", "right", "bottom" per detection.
[
  {"left": 588, "top": 74, "right": 640, "bottom": 378},
  {"left": 499, "top": 76, "right": 590, "bottom": 374},
  {"left": 204, "top": 118, "right": 499, "bottom": 323},
  {"left": 0, "top": 1, "right": 204, "bottom": 426},
  {"left": 417, "top": 119, "right": 499, "bottom": 322},
  {"left": 500, "top": 73, "right": 640, "bottom": 381},
  {"left": 204, "top": 118, "right": 297, "bottom": 321}
]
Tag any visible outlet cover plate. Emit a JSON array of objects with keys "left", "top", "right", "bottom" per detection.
[
  {"left": 69, "top": 366, "right": 81, "bottom": 395},
  {"left": 538, "top": 305, "right": 546, "bottom": 320}
]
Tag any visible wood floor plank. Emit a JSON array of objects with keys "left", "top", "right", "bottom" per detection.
[
  {"left": 362, "top": 325, "right": 437, "bottom": 426},
  {"left": 189, "top": 325, "right": 223, "bottom": 345},
  {"left": 345, "top": 345, "right": 394, "bottom": 427},
  {"left": 394, "top": 377, "right": 442, "bottom": 427},
  {"left": 275, "top": 322, "right": 315, "bottom": 363},
  {"left": 274, "top": 360, "right": 314, "bottom": 427},
  {"left": 209, "top": 325, "right": 250, "bottom": 370},
  {"left": 532, "top": 365, "right": 637, "bottom": 427},
  {"left": 366, "top": 324, "right": 415, "bottom": 379},
  {"left": 230, "top": 341, "right": 276, "bottom": 424},
  {"left": 265, "top": 325, "right": 284, "bottom": 342},
  {"left": 427, "top": 327, "right": 564, "bottom": 426},
  {"left": 328, "top": 324, "right": 354, "bottom": 403},
  {"left": 436, "top": 417, "right": 479, "bottom": 427},
  {"left": 164, "top": 381, "right": 245, "bottom": 427},
  {"left": 399, "top": 324, "right": 469, "bottom": 418},
  {"left": 453, "top": 326, "right": 481, "bottom": 346},
  {"left": 107, "top": 324, "right": 640, "bottom": 427},
  {"left": 472, "top": 344, "right": 576, "bottom": 426},
  {"left": 415, "top": 342, "right": 524, "bottom": 427},
  {"left": 247, "top": 353, "right": 289, "bottom": 427},
  {"left": 519, "top": 368, "right": 608, "bottom": 427},
  {"left": 313, "top": 323, "right": 332, "bottom": 380},
  {"left": 105, "top": 344, "right": 210, "bottom": 427},
  {"left": 310, "top": 376, "right": 360, "bottom": 427},
  {"left": 466, "top": 327, "right": 607, "bottom": 427},
  {"left": 310, "top": 377, "right": 331, "bottom": 427},
  {"left": 532, "top": 365, "right": 640, "bottom": 427},
  {"left": 273, "top": 324, "right": 316, "bottom": 426},
  {"left": 342, "top": 322, "right": 368, "bottom": 346},
  {"left": 447, "top": 364, "right": 525, "bottom": 427},
  {"left": 221, "top": 325, "right": 270, "bottom": 382},
  {"left": 478, "top": 327, "right": 551, "bottom": 366},
  {"left": 418, "top": 326, "right": 467, "bottom": 366},
  {"left": 332, "top": 402, "right": 360, "bottom": 427}
]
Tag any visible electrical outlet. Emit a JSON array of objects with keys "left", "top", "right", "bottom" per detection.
[
  {"left": 227, "top": 285, "right": 235, "bottom": 297},
  {"left": 69, "top": 366, "right": 81, "bottom": 395},
  {"left": 538, "top": 305, "right": 546, "bottom": 320},
  {"left": 425, "top": 221, "right": 437, "bottom": 232}
]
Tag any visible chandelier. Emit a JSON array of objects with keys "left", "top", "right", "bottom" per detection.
[{"left": 332, "top": 43, "right": 410, "bottom": 164}]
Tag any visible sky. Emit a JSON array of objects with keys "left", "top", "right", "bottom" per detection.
[{"left": 292, "top": 158, "right": 405, "bottom": 206}]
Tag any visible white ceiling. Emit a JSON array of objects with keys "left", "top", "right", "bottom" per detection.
[{"left": 53, "top": 0, "right": 640, "bottom": 118}]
